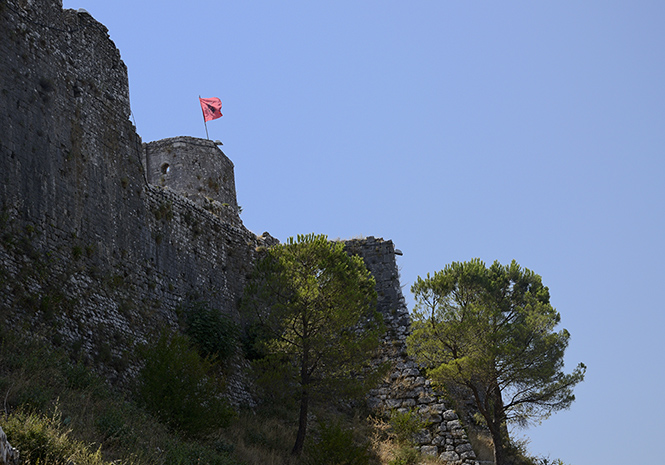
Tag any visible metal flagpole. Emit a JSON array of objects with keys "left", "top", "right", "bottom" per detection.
[{"left": 199, "top": 95, "right": 210, "bottom": 140}]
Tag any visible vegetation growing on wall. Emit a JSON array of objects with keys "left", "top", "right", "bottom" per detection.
[
  {"left": 179, "top": 300, "right": 239, "bottom": 361},
  {"left": 0, "top": 323, "right": 434, "bottom": 465}
]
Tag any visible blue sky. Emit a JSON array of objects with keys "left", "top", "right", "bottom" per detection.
[{"left": 64, "top": 1, "right": 665, "bottom": 463}]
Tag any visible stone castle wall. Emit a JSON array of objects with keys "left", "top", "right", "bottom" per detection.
[
  {"left": 0, "top": 0, "right": 269, "bottom": 392},
  {"left": 0, "top": 1, "right": 479, "bottom": 461}
]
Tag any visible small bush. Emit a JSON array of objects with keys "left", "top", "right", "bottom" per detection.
[
  {"left": 95, "top": 407, "right": 131, "bottom": 443},
  {"left": 72, "top": 245, "right": 83, "bottom": 259},
  {"left": 388, "top": 446, "right": 419, "bottom": 465},
  {"left": 136, "top": 329, "right": 235, "bottom": 436},
  {"left": 182, "top": 301, "right": 239, "bottom": 360},
  {"left": 1, "top": 409, "right": 109, "bottom": 465},
  {"left": 389, "top": 409, "right": 427, "bottom": 446},
  {"left": 303, "top": 419, "right": 370, "bottom": 465},
  {"left": 0, "top": 327, "right": 241, "bottom": 465},
  {"left": 164, "top": 440, "right": 236, "bottom": 465}
]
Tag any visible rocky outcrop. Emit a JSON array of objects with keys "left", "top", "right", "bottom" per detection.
[{"left": 0, "top": 427, "right": 19, "bottom": 465}]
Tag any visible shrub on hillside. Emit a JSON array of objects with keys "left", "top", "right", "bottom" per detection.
[
  {"left": 181, "top": 301, "right": 239, "bottom": 360},
  {"left": 137, "top": 329, "right": 234, "bottom": 436},
  {"left": 1, "top": 410, "right": 109, "bottom": 465},
  {"left": 389, "top": 409, "right": 428, "bottom": 446},
  {"left": 303, "top": 419, "right": 371, "bottom": 465}
]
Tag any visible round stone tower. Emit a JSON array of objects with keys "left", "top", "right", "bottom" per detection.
[{"left": 144, "top": 136, "right": 238, "bottom": 210}]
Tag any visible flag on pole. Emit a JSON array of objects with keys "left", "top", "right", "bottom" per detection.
[{"left": 199, "top": 97, "right": 222, "bottom": 122}]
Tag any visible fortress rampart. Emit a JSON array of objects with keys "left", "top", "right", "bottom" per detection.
[
  {"left": 0, "top": 1, "right": 477, "bottom": 462},
  {"left": 0, "top": 0, "right": 268, "bottom": 393}
]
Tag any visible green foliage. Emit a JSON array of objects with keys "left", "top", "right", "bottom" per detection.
[
  {"left": 241, "top": 233, "right": 383, "bottom": 455},
  {"left": 303, "top": 420, "right": 371, "bottom": 465},
  {"left": 136, "top": 329, "right": 234, "bottom": 436},
  {"left": 2, "top": 409, "right": 108, "bottom": 465},
  {"left": 250, "top": 354, "right": 299, "bottom": 413},
  {"left": 535, "top": 458, "right": 570, "bottom": 465},
  {"left": 182, "top": 300, "right": 239, "bottom": 360},
  {"left": 389, "top": 409, "right": 427, "bottom": 446},
  {"left": 239, "top": 319, "right": 273, "bottom": 361},
  {"left": 407, "top": 259, "right": 586, "bottom": 465},
  {"left": 0, "top": 327, "right": 242, "bottom": 465},
  {"left": 95, "top": 407, "right": 131, "bottom": 443},
  {"left": 388, "top": 446, "right": 419, "bottom": 465},
  {"left": 163, "top": 440, "right": 237, "bottom": 465},
  {"left": 72, "top": 245, "right": 83, "bottom": 259}
]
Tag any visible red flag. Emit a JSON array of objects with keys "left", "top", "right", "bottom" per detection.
[{"left": 199, "top": 97, "right": 222, "bottom": 122}]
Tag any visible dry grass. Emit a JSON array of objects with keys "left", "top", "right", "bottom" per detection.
[
  {"left": 366, "top": 416, "right": 441, "bottom": 465},
  {"left": 0, "top": 328, "right": 238, "bottom": 465},
  {"left": 0, "top": 327, "right": 451, "bottom": 465},
  {"left": 466, "top": 428, "right": 495, "bottom": 463},
  {"left": 219, "top": 410, "right": 297, "bottom": 465}
]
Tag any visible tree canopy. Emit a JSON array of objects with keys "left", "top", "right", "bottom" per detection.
[
  {"left": 407, "top": 259, "right": 585, "bottom": 465},
  {"left": 241, "top": 234, "right": 384, "bottom": 455}
]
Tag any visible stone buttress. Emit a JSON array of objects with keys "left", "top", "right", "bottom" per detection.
[{"left": 345, "top": 238, "right": 479, "bottom": 465}]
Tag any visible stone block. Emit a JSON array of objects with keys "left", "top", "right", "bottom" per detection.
[
  {"left": 413, "top": 430, "right": 432, "bottom": 445},
  {"left": 455, "top": 443, "right": 474, "bottom": 453},
  {"left": 431, "top": 403, "right": 446, "bottom": 414},
  {"left": 420, "top": 446, "right": 438, "bottom": 456},
  {"left": 385, "top": 398, "right": 402, "bottom": 408},
  {"left": 443, "top": 409, "right": 459, "bottom": 420},
  {"left": 451, "top": 428, "right": 467, "bottom": 438},
  {"left": 401, "top": 398, "right": 416, "bottom": 407},
  {"left": 439, "top": 451, "right": 460, "bottom": 462},
  {"left": 418, "top": 395, "right": 435, "bottom": 404},
  {"left": 366, "top": 397, "right": 381, "bottom": 410},
  {"left": 0, "top": 426, "right": 19, "bottom": 465},
  {"left": 447, "top": 420, "right": 462, "bottom": 430}
]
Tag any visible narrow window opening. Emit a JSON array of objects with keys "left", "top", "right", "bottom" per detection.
[{"left": 161, "top": 163, "right": 170, "bottom": 174}]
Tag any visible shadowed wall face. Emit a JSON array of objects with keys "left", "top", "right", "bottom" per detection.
[{"left": 0, "top": 1, "right": 260, "bottom": 397}]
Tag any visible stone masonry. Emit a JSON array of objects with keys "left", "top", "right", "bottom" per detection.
[
  {"left": 0, "top": 426, "right": 19, "bottom": 465},
  {"left": 345, "top": 238, "right": 479, "bottom": 465},
  {"left": 0, "top": 0, "right": 269, "bottom": 395},
  {"left": 145, "top": 136, "right": 239, "bottom": 212}
]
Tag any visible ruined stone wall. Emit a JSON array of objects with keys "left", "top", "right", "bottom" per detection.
[
  {"left": 0, "top": 0, "right": 266, "bottom": 393},
  {"left": 345, "top": 238, "right": 479, "bottom": 465}
]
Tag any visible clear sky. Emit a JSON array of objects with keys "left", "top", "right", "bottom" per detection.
[{"left": 63, "top": 1, "right": 665, "bottom": 463}]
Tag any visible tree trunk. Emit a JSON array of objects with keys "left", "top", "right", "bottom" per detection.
[
  {"left": 487, "top": 384, "right": 509, "bottom": 465},
  {"left": 291, "top": 387, "right": 309, "bottom": 455},
  {"left": 292, "top": 341, "right": 310, "bottom": 456},
  {"left": 488, "top": 420, "right": 507, "bottom": 465}
]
